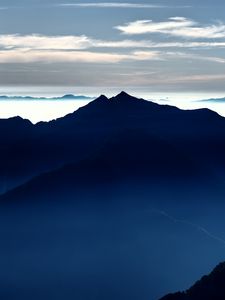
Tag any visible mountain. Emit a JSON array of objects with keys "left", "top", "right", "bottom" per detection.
[
  {"left": 59, "top": 94, "right": 92, "bottom": 100},
  {"left": 160, "top": 262, "right": 225, "bottom": 300},
  {"left": 1, "top": 92, "right": 225, "bottom": 299},
  {"left": 0, "top": 94, "right": 93, "bottom": 100},
  {"left": 197, "top": 97, "right": 225, "bottom": 103},
  {"left": 1, "top": 91, "right": 225, "bottom": 194}
]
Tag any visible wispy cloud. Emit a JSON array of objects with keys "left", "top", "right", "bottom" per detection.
[
  {"left": 116, "top": 17, "right": 225, "bottom": 39},
  {"left": 0, "top": 34, "right": 91, "bottom": 50},
  {"left": 0, "top": 49, "right": 163, "bottom": 64},
  {"left": 0, "top": 48, "right": 223, "bottom": 65},
  {"left": 2, "top": 34, "right": 225, "bottom": 52},
  {"left": 145, "top": 41, "right": 225, "bottom": 49},
  {"left": 165, "top": 51, "right": 225, "bottom": 64},
  {"left": 0, "top": 34, "right": 225, "bottom": 64},
  {"left": 89, "top": 39, "right": 225, "bottom": 49},
  {"left": 134, "top": 51, "right": 225, "bottom": 64},
  {"left": 172, "top": 74, "right": 225, "bottom": 83},
  {"left": 59, "top": 2, "right": 169, "bottom": 9}
]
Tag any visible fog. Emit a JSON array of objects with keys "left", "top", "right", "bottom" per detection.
[{"left": 1, "top": 182, "right": 225, "bottom": 300}]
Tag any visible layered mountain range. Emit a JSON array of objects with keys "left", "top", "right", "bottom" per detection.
[
  {"left": 1, "top": 92, "right": 225, "bottom": 299},
  {"left": 1, "top": 91, "right": 225, "bottom": 194},
  {"left": 0, "top": 94, "right": 92, "bottom": 100}
]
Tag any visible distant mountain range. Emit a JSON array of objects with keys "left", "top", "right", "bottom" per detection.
[
  {"left": 197, "top": 97, "right": 225, "bottom": 103},
  {"left": 1, "top": 92, "right": 225, "bottom": 299},
  {"left": 160, "top": 262, "right": 225, "bottom": 300},
  {"left": 0, "top": 94, "right": 93, "bottom": 100}
]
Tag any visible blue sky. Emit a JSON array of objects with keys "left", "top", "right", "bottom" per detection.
[{"left": 0, "top": 0, "right": 225, "bottom": 94}]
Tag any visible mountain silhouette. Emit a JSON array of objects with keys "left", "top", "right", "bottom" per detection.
[
  {"left": 1, "top": 91, "right": 225, "bottom": 194},
  {"left": 0, "top": 94, "right": 92, "bottom": 100},
  {"left": 1, "top": 92, "right": 225, "bottom": 299},
  {"left": 1, "top": 91, "right": 223, "bottom": 200},
  {"left": 160, "top": 262, "right": 225, "bottom": 300},
  {"left": 198, "top": 97, "right": 225, "bottom": 103},
  {"left": 59, "top": 94, "right": 92, "bottom": 100}
]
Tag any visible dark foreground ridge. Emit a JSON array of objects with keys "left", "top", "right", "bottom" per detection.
[
  {"left": 1, "top": 92, "right": 225, "bottom": 299},
  {"left": 160, "top": 262, "right": 225, "bottom": 300}
]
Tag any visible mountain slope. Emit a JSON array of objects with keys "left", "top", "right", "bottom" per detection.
[
  {"left": 1, "top": 93, "right": 225, "bottom": 299},
  {"left": 1, "top": 91, "right": 225, "bottom": 194},
  {"left": 0, "top": 122, "right": 213, "bottom": 205},
  {"left": 160, "top": 262, "right": 225, "bottom": 300}
]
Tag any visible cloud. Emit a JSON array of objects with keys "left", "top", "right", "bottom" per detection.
[
  {"left": 0, "top": 34, "right": 152, "bottom": 51},
  {"left": 116, "top": 17, "right": 225, "bottom": 39},
  {"left": 0, "top": 34, "right": 224, "bottom": 65},
  {"left": 0, "top": 48, "right": 223, "bottom": 65},
  {"left": 2, "top": 34, "right": 225, "bottom": 52},
  {"left": 146, "top": 41, "right": 225, "bottom": 49},
  {"left": 165, "top": 51, "right": 225, "bottom": 64},
  {"left": 58, "top": 3, "right": 168, "bottom": 9},
  {"left": 0, "top": 49, "right": 162, "bottom": 64},
  {"left": 165, "top": 74, "right": 225, "bottom": 83},
  {"left": 116, "top": 18, "right": 195, "bottom": 35},
  {"left": 184, "top": 74, "right": 225, "bottom": 82},
  {"left": 0, "top": 34, "right": 92, "bottom": 50}
]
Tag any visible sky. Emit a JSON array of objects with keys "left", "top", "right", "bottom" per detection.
[{"left": 0, "top": 0, "right": 225, "bottom": 96}]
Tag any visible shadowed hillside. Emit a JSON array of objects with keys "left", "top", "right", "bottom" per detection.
[
  {"left": 1, "top": 92, "right": 225, "bottom": 299},
  {"left": 1, "top": 91, "right": 225, "bottom": 194},
  {"left": 160, "top": 263, "right": 225, "bottom": 300}
]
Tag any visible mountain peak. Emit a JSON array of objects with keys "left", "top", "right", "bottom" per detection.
[
  {"left": 110, "top": 91, "right": 142, "bottom": 104},
  {"left": 61, "top": 94, "right": 76, "bottom": 99},
  {"left": 88, "top": 94, "right": 108, "bottom": 104},
  {"left": 113, "top": 91, "right": 135, "bottom": 99},
  {"left": 116, "top": 91, "right": 131, "bottom": 97},
  {"left": 77, "top": 94, "right": 109, "bottom": 112},
  {"left": 93, "top": 94, "right": 109, "bottom": 104}
]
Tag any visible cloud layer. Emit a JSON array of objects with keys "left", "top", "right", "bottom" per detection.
[
  {"left": 59, "top": 3, "right": 169, "bottom": 9},
  {"left": 0, "top": 48, "right": 223, "bottom": 65},
  {"left": 0, "top": 29, "right": 225, "bottom": 64},
  {"left": 0, "top": 49, "right": 164, "bottom": 64},
  {"left": 2, "top": 34, "right": 225, "bottom": 51},
  {"left": 116, "top": 17, "right": 225, "bottom": 39}
]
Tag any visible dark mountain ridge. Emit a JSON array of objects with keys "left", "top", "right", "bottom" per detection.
[
  {"left": 1, "top": 92, "right": 225, "bottom": 299},
  {"left": 1, "top": 91, "right": 225, "bottom": 194},
  {"left": 160, "top": 262, "right": 225, "bottom": 300}
]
